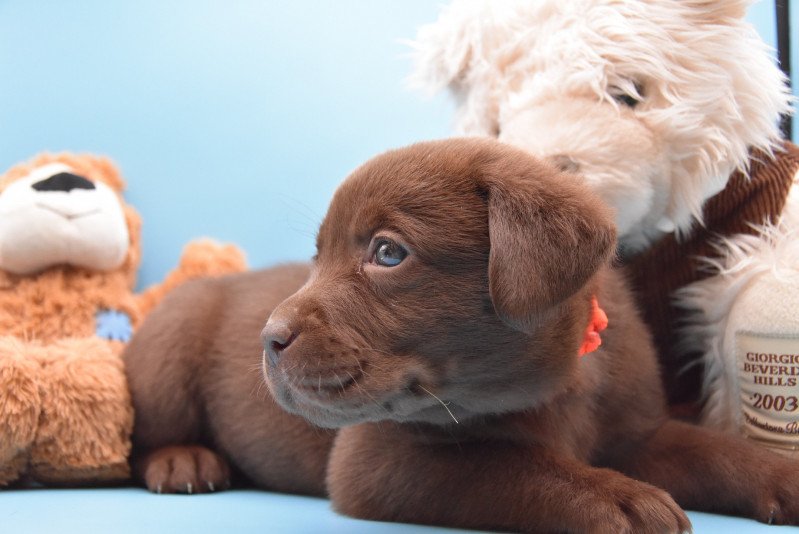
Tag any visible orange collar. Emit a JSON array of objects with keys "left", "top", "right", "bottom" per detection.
[{"left": 578, "top": 296, "right": 608, "bottom": 356}]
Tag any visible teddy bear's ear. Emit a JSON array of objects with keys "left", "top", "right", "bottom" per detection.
[{"left": 406, "top": 0, "right": 497, "bottom": 94}]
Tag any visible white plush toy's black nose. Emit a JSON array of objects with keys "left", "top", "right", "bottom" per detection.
[
  {"left": 548, "top": 154, "right": 581, "bottom": 174},
  {"left": 32, "top": 172, "right": 96, "bottom": 192}
]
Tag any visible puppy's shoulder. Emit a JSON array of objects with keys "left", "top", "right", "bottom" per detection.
[
  {"left": 592, "top": 266, "right": 656, "bottom": 360},
  {"left": 215, "top": 262, "right": 311, "bottom": 311},
  {"left": 159, "top": 261, "right": 309, "bottom": 303},
  {"left": 596, "top": 267, "right": 642, "bottom": 324},
  {"left": 218, "top": 262, "right": 310, "bottom": 291},
  {"left": 590, "top": 267, "right": 665, "bottom": 428},
  {"left": 137, "top": 262, "right": 310, "bottom": 334}
]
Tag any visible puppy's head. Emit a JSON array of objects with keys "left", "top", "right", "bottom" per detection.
[{"left": 262, "top": 139, "right": 615, "bottom": 428}]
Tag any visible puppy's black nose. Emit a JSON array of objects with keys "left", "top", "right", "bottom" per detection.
[
  {"left": 261, "top": 319, "right": 298, "bottom": 367},
  {"left": 32, "top": 172, "right": 96, "bottom": 192}
]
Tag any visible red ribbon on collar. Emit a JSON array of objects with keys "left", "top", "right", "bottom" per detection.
[{"left": 578, "top": 296, "right": 608, "bottom": 357}]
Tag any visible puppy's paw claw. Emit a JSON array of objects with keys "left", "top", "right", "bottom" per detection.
[
  {"left": 587, "top": 478, "right": 692, "bottom": 534},
  {"left": 751, "top": 462, "right": 799, "bottom": 525},
  {"left": 138, "top": 445, "right": 232, "bottom": 495},
  {"left": 204, "top": 480, "right": 229, "bottom": 492}
]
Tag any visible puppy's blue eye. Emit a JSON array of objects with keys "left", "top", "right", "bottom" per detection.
[{"left": 373, "top": 239, "right": 407, "bottom": 267}]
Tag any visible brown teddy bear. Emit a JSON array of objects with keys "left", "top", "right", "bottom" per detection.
[{"left": 0, "top": 153, "right": 246, "bottom": 487}]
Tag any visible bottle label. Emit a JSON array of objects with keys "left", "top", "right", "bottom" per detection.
[{"left": 737, "top": 332, "right": 799, "bottom": 450}]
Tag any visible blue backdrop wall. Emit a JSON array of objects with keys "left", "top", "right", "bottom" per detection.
[{"left": 0, "top": 1, "right": 795, "bottom": 289}]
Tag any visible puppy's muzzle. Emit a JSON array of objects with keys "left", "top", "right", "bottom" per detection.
[{"left": 261, "top": 318, "right": 298, "bottom": 367}]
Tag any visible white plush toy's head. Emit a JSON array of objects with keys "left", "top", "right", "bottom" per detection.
[{"left": 410, "top": 0, "right": 793, "bottom": 252}]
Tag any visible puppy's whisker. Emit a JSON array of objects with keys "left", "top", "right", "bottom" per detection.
[
  {"left": 279, "top": 195, "right": 323, "bottom": 240},
  {"left": 286, "top": 223, "right": 318, "bottom": 240},
  {"left": 358, "top": 367, "right": 372, "bottom": 378},
  {"left": 246, "top": 362, "right": 266, "bottom": 397},
  {"left": 346, "top": 370, "right": 392, "bottom": 417},
  {"left": 350, "top": 357, "right": 373, "bottom": 378},
  {"left": 280, "top": 194, "right": 322, "bottom": 224},
  {"left": 250, "top": 375, "right": 269, "bottom": 401},
  {"left": 335, "top": 374, "right": 346, "bottom": 397},
  {"left": 351, "top": 346, "right": 395, "bottom": 369},
  {"left": 418, "top": 385, "right": 459, "bottom": 425},
  {"left": 254, "top": 378, "right": 269, "bottom": 401}
]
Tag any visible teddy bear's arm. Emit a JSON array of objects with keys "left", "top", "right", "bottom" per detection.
[{"left": 136, "top": 239, "right": 246, "bottom": 317}]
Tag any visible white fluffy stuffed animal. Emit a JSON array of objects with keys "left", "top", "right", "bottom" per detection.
[{"left": 410, "top": 0, "right": 799, "bottom": 448}]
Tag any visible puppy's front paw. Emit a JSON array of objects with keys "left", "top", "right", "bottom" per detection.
[
  {"left": 753, "top": 460, "right": 799, "bottom": 525},
  {"left": 138, "top": 445, "right": 231, "bottom": 494},
  {"left": 587, "top": 478, "right": 691, "bottom": 534}
]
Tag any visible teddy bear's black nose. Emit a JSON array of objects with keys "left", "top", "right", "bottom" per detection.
[{"left": 32, "top": 172, "right": 96, "bottom": 192}]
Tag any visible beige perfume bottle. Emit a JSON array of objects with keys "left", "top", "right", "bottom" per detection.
[
  {"left": 690, "top": 225, "right": 799, "bottom": 457},
  {"left": 735, "top": 329, "right": 799, "bottom": 454}
]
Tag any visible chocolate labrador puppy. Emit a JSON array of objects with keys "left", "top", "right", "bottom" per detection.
[{"left": 124, "top": 139, "right": 799, "bottom": 533}]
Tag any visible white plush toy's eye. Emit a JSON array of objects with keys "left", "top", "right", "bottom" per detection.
[
  {"left": 613, "top": 93, "right": 640, "bottom": 107},
  {"left": 610, "top": 82, "right": 645, "bottom": 108}
]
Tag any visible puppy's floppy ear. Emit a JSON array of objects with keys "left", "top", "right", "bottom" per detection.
[{"left": 479, "top": 151, "right": 616, "bottom": 332}]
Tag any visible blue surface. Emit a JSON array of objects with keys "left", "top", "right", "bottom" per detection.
[
  {"left": 0, "top": 489, "right": 463, "bottom": 534},
  {"left": 1, "top": 488, "right": 798, "bottom": 534}
]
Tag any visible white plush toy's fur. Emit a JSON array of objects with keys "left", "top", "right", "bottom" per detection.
[
  {"left": 409, "top": 0, "right": 792, "bottom": 251},
  {"left": 410, "top": 0, "right": 798, "bottom": 429}
]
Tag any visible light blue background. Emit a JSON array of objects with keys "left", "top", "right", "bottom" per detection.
[
  {"left": 1, "top": 3, "right": 798, "bottom": 533},
  {"left": 0, "top": 0, "right": 794, "bottom": 289},
  {"left": 0, "top": 0, "right": 454, "bottom": 288}
]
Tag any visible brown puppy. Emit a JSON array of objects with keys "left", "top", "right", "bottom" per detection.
[{"left": 125, "top": 139, "right": 799, "bottom": 532}]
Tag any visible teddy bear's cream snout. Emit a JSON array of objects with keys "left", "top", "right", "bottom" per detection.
[{"left": 0, "top": 163, "right": 129, "bottom": 275}]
